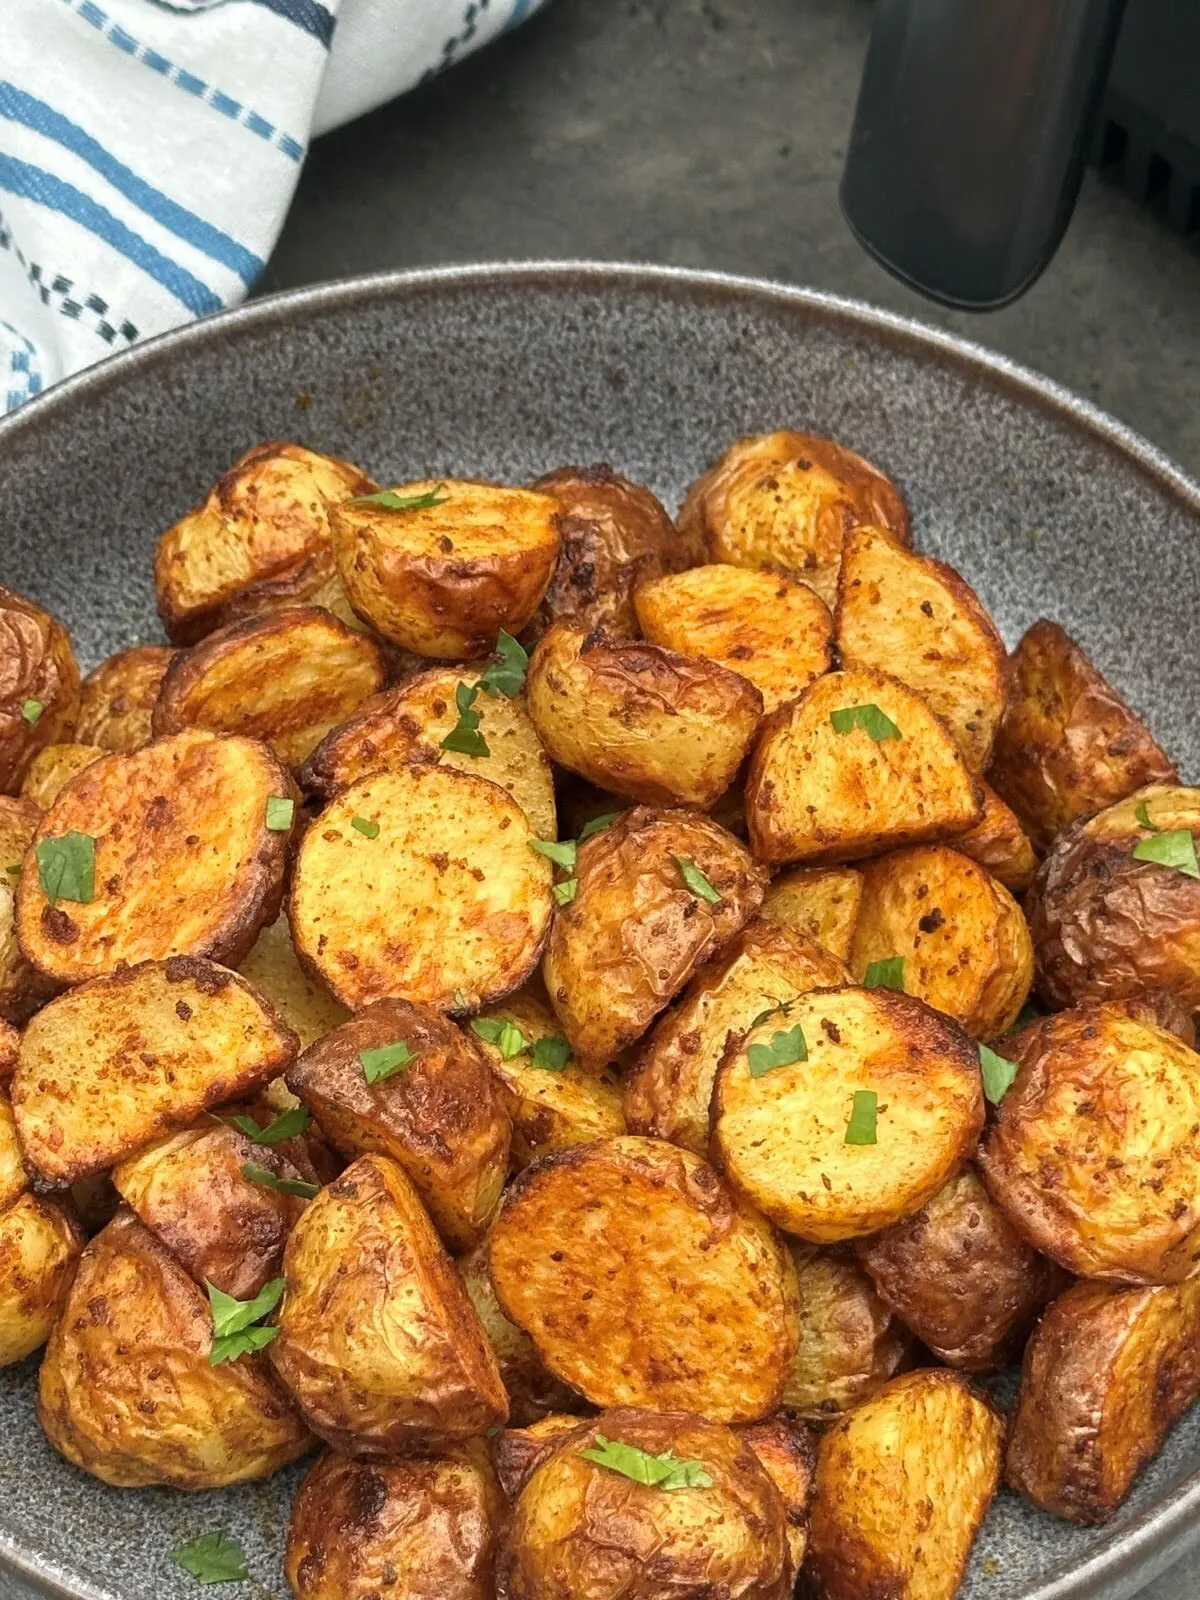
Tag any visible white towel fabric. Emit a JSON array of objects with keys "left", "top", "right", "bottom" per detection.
[{"left": 0, "top": 0, "right": 549, "bottom": 412}]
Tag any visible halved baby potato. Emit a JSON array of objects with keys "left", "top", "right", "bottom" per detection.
[
  {"left": 458, "top": 1240, "right": 583, "bottom": 1426},
  {"left": 0, "top": 1192, "right": 84, "bottom": 1367},
  {"left": 745, "top": 667, "right": 982, "bottom": 865},
  {"left": 0, "top": 1090, "right": 28, "bottom": 1210},
  {"left": 237, "top": 914, "right": 349, "bottom": 1050},
  {"left": 0, "top": 796, "right": 55, "bottom": 1024},
  {"left": 739, "top": 1416, "right": 816, "bottom": 1574},
  {"left": 76, "top": 645, "right": 176, "bottom": 751},
  {"left": 0, "top": 1021, "right": 16, "bottom": 1082},
  {"left": 0, "top": 585, "right": 80, "bottom": 796},
  {"left": 758, "top": 865, "right": 864, "bottom": 964},
  {"left": 951, "top": 779, "right": 1038, "bottom": 893},
  {"left": 20, "top": 742, "right": 106, "bottom": 810}
]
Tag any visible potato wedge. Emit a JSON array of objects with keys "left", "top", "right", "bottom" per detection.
[
  {"left": 526, "top": 622, "right": 762, "bottom": 809},
  {"left": 740, "top": 1416, "right": 815, "bottom": 1573},
  {"left": 1006, "top": 1278, "right": 1200, "bottom": 1524},
  {"left": 634, "top": 563, "right": 833, "bottom": 714},
  {"left": 13, "top": 956, "right": 298, "bottom": 1185},
  {"left": 759, "top": 866, "right": 863, "bottom": 964},
  {"left": 712, "top": 987, "right": 984, "bottom": 1242},
  {"left": 978, "top": 1002, "right": 1200, "bottom": 1283},
  {"left": 237, "top": 914, "right": 349, "bottom": 1049},
  {"left": 781, "top": 1246, "right": 913, "bottom": 1424},
  {"left": 289, "top": 762, "right": 553, "bottom": 1012},
  {"left": 493, "top": 1413, "right": 591, "bottom": 1501},
  {"left": 331, "top": 480, "right": 561, "bottom": 657},
  {"left": 0, "top": 585, "right": 80, "bottom": 796},
  {"left": 154, "top": 440, "right": 374, "bottom": 645},
  {"left": 624, "top": 919, "right": 849, "bottom": 1156},
  {"left": 37, "top": 1209, "right": 309, "bottom": 1487},
  {"left": 677, "top": 431, "right": 910, "bottom": 609},
  {"left": 269, "top": 1153, "right": 507, "bottom": 1454},
  {"left": 488, "top": 1135, "right": 799, "bottom": 1421},
  {"left": 542, "top": 806, "right": 767, "bottom": 1061},
  {"left": 745, "top": 667, "right": 982, "bottom": 865},
  {"left": 951, "top": 779, "right": 1037, "bottom": 893},
  {"left": 0, "top": 796, "right": 55, "bottom": 1024},
  {"left": 75, "top": 645, "right": 175, "bottom": 751},
  {"left": 987, "top": 619, "right": 1176, "bottom": 851},
  {"left": 0, "top": 1090, "right": 27, "bottom": 1210},
  {"left": 19, "top": 742, "right": 106, "bottom": 809},
  {"left": 804, "top": 1369, "right": 1003, "bottom": 1600},
  {"left": 458, "top": 1241, "right": 583, "bottom": 1425},
  {"left": 849, "top": 845, "right": 1033, "bottom": 1037},
  {"left": 0, "top": 1192, "right": 83, "bottom": 1366},
  {"left": 152, "top": 607, "right": 387, "bottom": 768},
  {"left": 16, "top": 728, "right": 292, "bottom": 985}
]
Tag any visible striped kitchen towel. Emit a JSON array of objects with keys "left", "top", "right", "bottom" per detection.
[{"left": 0, "top": 0, "right": 550, "bottom": 412}]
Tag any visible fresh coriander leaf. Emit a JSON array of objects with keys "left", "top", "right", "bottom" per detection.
[
  {"left": 264, "top": 795, "right": 294, "bottom": 832},
  {"left": 532, "top": 1035, "right": 572, "bottom": 1071},
  {"left": 478, "top": 630, "right": 529, "bottom": 698},
  {"left": 210, "top": 1324, "right": 279, "bottom": 1364},
  {"left": 470, "top": 1016, "right": 530, "bottom": 1059},
  {"left": 530, "top": 838, "right": 578, "bottom": 871},
  {"left": 749, "top": 1000, "right": 792, "bottom": 1029},
  {"left": 240, "top": 1162, "right": 319, "bottom": 1199},
  {"left": 979, "top": 1044, "right": 1019, "bottom": 1106},
  {"left": 35, "top": 832, "right": 95, "bottom": 904},
  {"left": 844, "top": 1089, "right": 878, "bottom": 1145},
  {"left": 829, "top": 703, "right": 902, "bottom": 741},
  {"left": 747, "top": 1024, "right": 808, "bottom": 1078},
  {"left": 553, "top": 878, "right": 578, "bottom": 906},
  {"left": 170, "top": 1531, "right": 248, "bottom": 1585},
  {"left": 351, "top": 815, "right": 380, "bottom": 839},
  {"left": 20, "top": 698, "right": 44, "bottom": 725},
  {"left": 579, "top": 1434, "right": 713, "bottom": 1491},
  {"left": 440, "top": 681, "right": 490, "bottom": 758},
  {"left": 349, "top": 485, "right": 448, "bottom": 511},
  {"left": 1009, "top": 1001, "right": 1046, "bottom": 1031},
  {"left": 1134, "top": 800, "right": 1159, "bottom": 832},
  {"left": 864, "top": 955, "right": 905, "bottom": 991},
  {"left": 359, "top": 1040, "right": 414, "bottom": 1084},
  {"left": 579, "top": 811, "right": 621, "bottom": 841},
  {"left": 206, "top": 1276, "right": 284, "bottom": 1341},
  {"left": 674, "top": 854, "right": 721, "bottom": 904},
  {"left": 4, "top": 863, "right": 19, "bottom": 878},
  {"left": 1132, "top": 830, "right": 1200, "bottom": 879},
  {"left": 484, "top": 1423, "right": 504, "bottom": 1438},
  {"left": 229, "top": 1106, "right": 311, "bottom": 1145}
]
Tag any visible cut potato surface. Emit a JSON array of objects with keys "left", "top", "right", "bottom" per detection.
[
  {"left": 458, "top": 1241, "right": 582, "bottom": 1425},
  {"left": 20, "top": 742, "right": 106, "bottom": 810},
  {"left": 712, "top": 987, "right": 984, "bottom": 1242},
  {"left": 740, "top": 1416, "right": 815, "bottom": 1574},
  {"left": 290, "top": 762, "right": 552, "bottom": 1012},
  {"left": 76, "top": 645, "right": 175, "bottom": 752},
  {"left": 237, "top": 914, "right": 349, "bottom": 1049},
  {"left": 952, "top": 779, "right": 1037, "bottom": 893},
  {"left": 0, "top": 586, "right": 81, "bottom": 797},
  {"left": 781, "top": 1246, "right": 913, "bottom": 1423},
  {"left": 0, "top": 1021, "right": 16, "bottom": 1082},
  {"left": 746, "top": 667, "right": 981, "bottom": 865},
  {"left": 488, "top": 1135, "right": 799, "bottom": 1422},
  {"left": 0, "top": 1090, "right": 27, "bottom": 1210},
  {"left": 13, "top": 956, "right": 298, "bottom": 1184},
  {"left": 0, "top": 1192, "right": 83, "bottom": 1367},
  {"left": 758, "top": 865, "right": 863, "bottom": 963},
  {"left": 0, "top": 795, "right": 55, "bottom": 1024}
]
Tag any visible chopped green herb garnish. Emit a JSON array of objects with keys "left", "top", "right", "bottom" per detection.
[
  {"left": 478, "top": 630, "right": 529, "bottom": 698},
  {"left": 579, "top": 811, "right": 622, "bottom": 842},
  {"left": 553, "top": 877, "right": 578, "bottom": 906},
  {"left": 1009, "top": 1001, "right": 1046, "bottom": 1031},
  {"left": 530, "top": 838, "right": 578, "bottom": 871},
  {"left": 35, "top": 831, "right": 95, "bottom": 904},
  {"left": 1132, "top": 830, "right": 1199, "bottom": 879},
  {"left": 170, "top": 1531, "right": 248, "bottom": 1585},
  {"left": 229, "top": 1106, "right": 311, "bottom": 1145},
  {"left": 20, "top": 698, "right": 44, "bottom": 725},
  {"left": 747, "top": 1024, "right": 808, "bottom": 1078},
  {"left": 349, "top": 484, "right": 448, "bottom": 511},
  {"left": 830, "top": 704, "right": 901, "bottom": 741},
  {"left": 4, "top": 863, "right": 19, "bottom": 878},
  {"left": 264, "top": 795, "right": 294, "bottom": 832},
  {"left": 207, "top": 1276, "right": 285, "bottom": 1365},
  {"left": 579, "top": 1434, "right": 713, "bottom": 1491},
  {"left": 844, "top": 1089, "right": 878, "bottom": 1145},
  {"left": 864, "top": 956, "right": 905, "bottom": 991},
  {"left": 359, "top": 1040, "right": 415, "bottom": 1084},
  {"left": 240, "top": 1163, "right": 319, "bottom": 1200},
  {"left": 979, "top": 1044, "right": 1018, "bottom": 1106},
  {"left": 749, "top": 1000, "right": 793, "bottom": 1029},
  {"left": 351, "top": 815, "right": 380, "bottom": 838},
  {"left": 675, "top": 854, "right": 721, "bottom": 904},
  {"left": 440, "top": 681, "right": 489, "bottom": 758},
  {"left": 532, "top": 1035, "right": 572, "bottom": 1072},
  {"left": 471, "top": 1016, "right": 529, "bottom": 1059},
  {"left": 1134, "top": 801, "right": 1159, "bottom": 832}
]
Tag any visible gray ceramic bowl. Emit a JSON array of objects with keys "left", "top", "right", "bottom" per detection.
[{"left": 0, "top": 263, "right": 1198, "bottom": 1600}]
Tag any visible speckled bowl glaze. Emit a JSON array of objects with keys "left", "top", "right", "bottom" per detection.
[{"left": 0, "top": 263, "right": 1198, "bottom": 1600}]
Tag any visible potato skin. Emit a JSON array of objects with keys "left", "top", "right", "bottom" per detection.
[
  {"left": 0, "top": 1020, "right": 16, "bottom": 1082},
  {"left": 459, "top": 1241, "right": 583, "bottom": 1425},
  {"left": 19, "top": 743, "right": 106, "bottom": 810},
  {"left": 740, "top": 1416, "right": 815, "bottom": 1574},
  {"left": 286, "top": 1443, "right": 505, "bottom": 1600},
  {"left": 987, "top": 620, "right": 1176, "bottom": 852},
  {"left": 0, "top": 796, "right": 56, "bottom": 1024},
  {"left": 542, "top": 806, "right": 767, "bottom": 1061},
  {"left": 0, "top": 1193, "right": 84, "bottom": 1366},
  {"left": 76, "top": 646, "right": 175, "bottom": 751},
  {"left": 781, "top": 1247, "right": 913, "bottom": 1424},
  {"left": 952, "top": 779, "right": 1037, "bottom": 893},
  {"left": 0, "top": 585, "right": 80, "bottom": 796},
  {"left": 37, "top": 1209, "right": 309, "bottom": 1487},
  {"left": 759, "top": 866, "right": 863, "bottom": 964}
]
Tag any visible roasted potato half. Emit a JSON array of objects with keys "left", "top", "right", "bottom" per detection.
[
  {"left": 494, "top": 1413, "right": 591, "bottom": 1501},
  {"left": 624, "top": 919, "right": 849, "bottom": 1156},
  {"left": 804, "top": 1369, "right": 1003, "bottom": 1600},
  {"left": 289, "top": 761, "right": 553, "bottom": 1012},
  {"left": 987, "top": 619, "right": 1176, "bottom": 851},
  {"left": 781, "top": 1246, "right": 913, "bottom": 1424},
  {"left": 0, "top": 1192, "right": 84, "bottom": 1367},
  {"left": 0, "top": 585, "right": 80, "bottom": 796},
  {"left": 458, "top": 1241, "right": 583, "bottom": 1425},
  {"left": 0, "top": 795, "right": 55, "bottom": 1024},
  {"left": 526, "top": 622, "right": 762, "bottom": 809},
  {"left": 0, "top": 1090, "right": 28, "bottom": 1210},
  {"left": 331, "top": 480, "right": 562, "bottom": 657},
  {"left": 677, "top": 431, "right": 910, "bottom": 610},
  {"left": 488, "top": 1135, "right": 799, "bottom": 1422},
  {"left": 542, "top": 806, "right": 766, "bottom": 1061},
  {"left": 19, "top": 742, "right": 105, "bottom": 809},
  {"left": 758, "top": 865, "right": 863, "bottom": 964},
  {"left": 712, "top": 987, "right": 985, "bottom": 1242},
  {"left": 740, "top": 1416, "right": 815, "bottom": 1573},
  {"left": 13, "top": 956, "right": 298, "bottom": 1185},
  {"left": 0, "top": 1020, "right": 16, "bottom": 1082},
  {"left": 951, "top": 779, "right": 1038, "bottom": 893},
  {"left": 75, "top": 645, "right": 175, "bottom": 751},
  {"left": 237, "top": 914, "right": 349, "bottom": 1049},
  {"left": 745, "top": 667, "right": 982, "bottom": 865}
]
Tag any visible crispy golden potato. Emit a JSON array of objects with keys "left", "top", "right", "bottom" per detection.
[
  {"left": 0, "top": 586, "right": 80, "bottom": 798},
  {"left": 952, "top": 779, "right": 1038, "bottom": 893},
  {"left": 331, "top": 480, "right": 561, "bottom": 658},
  {"left": 289, "top": 762, "right": 553, "bottom": 1012},
  {"left": 488, "top": 1135, "right": 799, "bottom": 1421},
  {"left": 624, "top": 919, "right": 849, "bottom": 1156},
  {"left": 19, "top": 742, "right": 106, "bottom": 809},
  {"left": 0, "top": 795, "right": 55, "bottom": 1024},
  {"left": 1104, "top": 989, "right": 1197, "bottom": 1049},
  {"left": 987, "top": 620, "right": 1176, "bottom": 851},
  {"left": 677, "top": 431, "right": 910, "bottom": 610},
  {"left": 237, "top": 914, "right": 349, "bottom": 1049},
  {"left": 0, "top": 1090, "right": 27, "bottom": 1210},
  {"left": 152, "top": 607, "right": 387, "bottom": 768},
  {"left": 634, "top": 563, "right": 833, "bottom": 714},
  {"left": 746, "top": 668, "right": 982, "bottom": 865},
  {"left": 37, "top": 1209, "right": 309, "bottom": 1487},
  {"left": 286, "top": 1443, "right": 504, "bottom": 1600},
  {"left": 849, "top": 845, "right": 1033, "bottom": 1038},
  {"left": 835, "top": 527, "right": 1008, "bottom": 771},
  {"left": 804, "top": 1370, "right": 1003, "bottom": 1600},
  {"left": 154, "top": 440, "right": 374, "bottom": 645},
  {"left": 1006, "top": 1278, "right": 1200, "bottom": 1524},
  {"left": 781, "top": 1247, "right": 913, "bottom": 1424},
  {"left": 978, "top": 1002, "right": 1200, "bottom": 1284},
  {"left": 459, "top": 1241, "right": 583, "bottom": 1425},
  {"left": 526, "top": 622, "right": 762, "bottom": 809},
  {"left": 758, "top": 866, "right": 863, "bottom": 964},
  {"left": 498, "top": 1407, "right": 799, "bottom": 1600},
  {"left": 0, "top": 1020, "right": 16, "bottom": 1082},
  {"left": 856, "top": 1166, "right": 1065, "bottom": 1372},
  {"left": 75, "top": 645, "right": 175, "bottom": 751},
  {"left": 299, "top": 665, "right": 557, "bottom": 841},
  {"left": 13, "top": 956, "right": 298, "bottom": 1185},
  {"left": 712, "top": 988, "right": 984, "bottom": 1243},
  {"left": 269, "top": 1153, "right": 507, "bottom": 1454},
  {"left": 740, "top": 1416, "right": 815, "bottom": 1572},
  {"left": 0, "top": 1193, "right": 83, "bottom": 1366},
  {"left": 494, "top": 1413, "right": 592, "bottom": 1501},
  {"left": 1027, "top": 785, "right": 1200, "bottom": 1010},
  {"left": 542, "top": 807, "right": 767, "bottom": 1061}
]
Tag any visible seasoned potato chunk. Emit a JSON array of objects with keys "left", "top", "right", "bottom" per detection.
[
  {"left": 804, "top": 1370, "right": 1003, "bottom": 1600},
  {"left": 0, "top": 1193, "right": 83, "bottom": 1366},
  {"left": 76, "top": 645, "right": 175, "bottom": 751},
  {"left": 625, "top": 919, "right": 849, "bottom": 1156},
  {"left": 712, "top": 988, "right": 984, "bottom": 1242},
  {"left": 677, "top": 431, "right": 910, "bottom": 610},
  {"left": 781, "top": 1247, "right": 912, "bottom": 1424},
  {"left": 154, "top": 440, "right": 374, "bottom": 645},
  {"left": 13, "top": 956, "right": 298, "bottom": 1184},
  {"left": 152, "top": 607, "right": 386, "bottom": 768},
  {"left": 494, "top": 1413, "right": 591, "bottom": 1500},
  {"left": 286, "top": 1443, "right": 504, "bottom": 1600},
  {"left": 1006, "top": 1278, "right": 1200, "bottom": 1524},
  {"left": 988, "top": 620, "right": 1176, "bottom": 851},
  {"left": 526, "top": 622, "right": 762, "bottom": 809},
  {"left": 269, "top": 1153, "right": 507, "bottom": 1454},
  {"left": 758, "top": 865, "right": 863, "bottom": 963},
  {"left": 0, "top": 585, "right": 80, "bottom": 796},
  {"left": 746, "top": 668, "right": 982, "bottom": 865},
  {"left": 835, "top": 527, "right": 1008, "bottom": 771},
  {"left": 542, "top": 807, "right": 766, "bottom": 1061},
  {"left": 290, "top": 762, "right": 552, "bottom": 1012},
  {"left": 237, "top": 914, "right": 349, "bottom": 1049},
  {"left": 951, "top": 779, "right": 1037, "bottom": 893},
  {"left": 0, "top": 1090, "right": 28, "bottom": 1209},
  {"left": 331, "top": 480, "right": 561, "bottom": 657},
  {"left": 19, "top": 742, "right": 106, "bottom": 809},
  {"left": 0, "top": 1020, "right": 16, "bottom": 1082},
  {"left": 488, "top": 1136, "right": 799, "bottom": 1421},
  {"left": 979, "top": 1003, "right": 1200, "bottom": 1283},
  {"left": 38, "top": 1210, "right": 309, "bottom": 1487},
  {"left": 849, "top": 846, "right": 1033, "bottom": 1037},
  {"left": 0, "top": 796, "right": 55, "bottom": 1024},
  {"left": 740, "top": 1416, "right": 815, "bottom": 1572},
  {"left": 634, "top": 563, "right": 833, "bottom": 714},
  {"left": 459, "top": 1241, "right": 583, "bottom": 1425}
]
